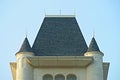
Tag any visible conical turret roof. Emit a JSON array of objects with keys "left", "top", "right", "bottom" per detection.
[
  {"left": 18, "top": 37, "right": 32, "bottom": 52},
  {"left": 87, "top": 37, "right": 100, "bottom": 52}
]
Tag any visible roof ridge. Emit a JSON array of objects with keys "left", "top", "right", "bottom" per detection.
[{"left": 45, "top": 15, "right": 75, "bottom": 17}]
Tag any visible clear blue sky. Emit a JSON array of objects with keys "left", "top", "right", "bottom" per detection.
[{"left": 0, "top": 0, "right": 120, "bottom": 80}]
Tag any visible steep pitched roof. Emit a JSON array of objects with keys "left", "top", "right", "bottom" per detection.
[
  {"left": 32, "top": 15, "right": 88, "bottom": 56},
  {"left": 87, "top": 37, "right": 100, "bottom": 52},
  {"left": 18, "top": 37, "right": 32, "bottom": 52}
]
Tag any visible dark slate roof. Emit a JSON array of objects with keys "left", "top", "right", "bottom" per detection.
[
  {"left": 87, "top": 37, "right": 100, "bottom": 52},
  {"left": 18, "top": 37, "right": 32, "bottom": 52},
  {"left": 32, "top": 15, "right": 88, "bottom": 56}
]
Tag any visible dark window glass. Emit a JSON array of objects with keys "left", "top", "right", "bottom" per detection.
[
  {"left": 43, "top": 74, "right": 53, "bottom": 80},
  {"left": 55, "top": 75, "right": 65, "bottom": 80},
  {"left": 67, "top": 74, "right": 76, "bottom": 80}
]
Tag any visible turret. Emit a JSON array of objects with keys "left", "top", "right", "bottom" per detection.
[
  {"left": 84, "top": 37, "right": 104, "bottom": 80},
  {"left": 16, "top": 37, "right": 33, "bottom": 56},
  {"left": 16, "top": 37, "right": 34, "bottom": 80}
]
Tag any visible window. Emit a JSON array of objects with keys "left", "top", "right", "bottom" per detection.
[
  {"left": 43, "top": 74, "right": 53, "bottom": 80},
  {"left": 43, "top": 74, "right": 77, "bottom": 80},
  {"left": 67, "top": 74, "right": 76, "bottom": 80},
  {"left": 55, "top": 74, "right": 65, "bottom": 80}
]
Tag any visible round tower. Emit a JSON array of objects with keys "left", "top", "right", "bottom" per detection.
[
  {"left": 84, "top": 37, "right": 104, "bottom": 80},
  {"left": 16, "top": 37, "right": 34, "bottom": 80}
]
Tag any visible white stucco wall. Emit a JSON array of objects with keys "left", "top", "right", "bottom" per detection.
[{"left": 34, "top": 68, "right": 86, "bottom": 80}]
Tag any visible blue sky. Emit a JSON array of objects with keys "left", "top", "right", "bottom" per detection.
[{"left": 0, "top": 0, "right": 120, "bottom": 80}]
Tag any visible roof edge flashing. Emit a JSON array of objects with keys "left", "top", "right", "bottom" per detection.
[{"left": 45, "top": 15, "right": 76, "bottom": 17}]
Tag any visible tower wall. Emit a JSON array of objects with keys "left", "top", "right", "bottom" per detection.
[
  {"left": 84, "top": 51, "right": 104, "bottom": 80},
  {"left": 16, "top": 52, "right": 34, "bottom": 80}
]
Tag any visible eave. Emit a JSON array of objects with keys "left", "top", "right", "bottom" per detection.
[{"left": 26, "top": 56, "right": 93, "bottom": 68}]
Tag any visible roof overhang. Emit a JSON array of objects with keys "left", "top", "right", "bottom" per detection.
[{"left": 26, "top": 56, "right": 93, "bottom": 68}]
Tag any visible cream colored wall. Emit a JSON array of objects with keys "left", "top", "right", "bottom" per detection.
[
  {"left": 14, "top": 52, "right": 106, "bottom": 80},
  {"left": 16, "top": 52, "right": 34, "bottom": 80},
  {"left": 84, "top": 51, "right": 104, "bottom": 80},
  {"left": 34, "top": 68, "right": 86, "bottom": 80}
]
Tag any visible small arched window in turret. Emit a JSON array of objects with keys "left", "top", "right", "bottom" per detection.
[
  {"left": 43, "top": 74, "right": 53, "bottom": 80},
  {"left": 55, "top": 74, "right": 65, "bottom": 80},
  {"left": 67, "top": 74, "right": 77, "bottom": 80}
]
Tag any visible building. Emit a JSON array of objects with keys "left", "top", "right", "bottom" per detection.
[{"left": 10, "top": 15, "right": 110, "bottom": 80}]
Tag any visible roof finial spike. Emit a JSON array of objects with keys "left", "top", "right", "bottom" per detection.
[
  {"left": 44, "top": 9, "right": 46, "bottom": 16},
  {"left": 25, "top": 27, "right": 28, "bottom": 38},
  {"left": 92, "top": 28, "right": 95, "bottom": 38},
  {"left": 26, "top": 33, "right": 27, "bottom": 38},
  {"left": 60, "top": 9, "right": 61, "bottom": 15},
  {"left": 74, "top": 9, "right": 76, "bottom": 16}
]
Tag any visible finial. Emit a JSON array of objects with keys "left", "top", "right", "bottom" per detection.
[
  {"left": 60, "top": 9, "right": 61, "bottom": 15},
  {"left": 74, "top": 9, "right": 76, "bottom": 16},
  {"left": 44, "top": 9, "right": 46, "bottom": 16},
  {"left": 92, "top": 31, "right": 95, "bottom": 38},
  {"left": 25, "top": 27, "right": 28, "bottom": 38},
  {"left": 26, "top": 32, "right": 27, "bottom": 38},
  {"left": 92, "top": 28, "right": 95, "bottom": 38}
]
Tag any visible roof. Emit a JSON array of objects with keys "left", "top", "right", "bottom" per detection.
[
  {"left": 32, "top": 16, "right": 88, "bottom": 56},
  {"left": 87, "top": 37, "right": 100, "bottom": 52},
  {"left": 18, "top": 37, "right": 32, "bottom": 53}
]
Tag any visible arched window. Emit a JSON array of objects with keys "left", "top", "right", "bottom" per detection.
[
  {"left": 43, "top": 74, "right": 53, "bottom": 80},
  {"left": 55, "top": 74, "right": 65, "bottom": 80},
  {"left": 67, "top": 74, "right": 76, "bottom": 80}
]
